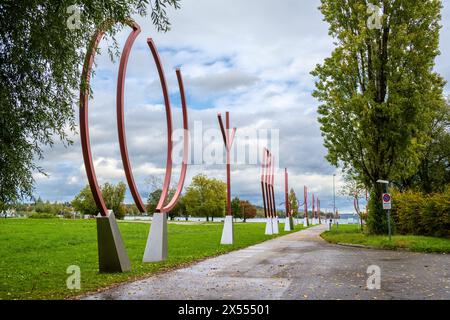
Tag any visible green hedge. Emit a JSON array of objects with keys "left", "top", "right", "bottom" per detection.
[
  {"left": 27, "top": 213, "right": 58, "bottom": 219},
  {"left": 391, "top": 187, "right": 450, "bottom": 237}
]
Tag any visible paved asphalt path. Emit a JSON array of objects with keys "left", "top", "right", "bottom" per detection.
[{"left": 84, "top": 224, "right": 450, "bottom": 300}]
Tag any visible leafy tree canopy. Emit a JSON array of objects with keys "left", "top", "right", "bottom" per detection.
[
  {"left": 311, "top": 0, "right": 446, "bottom": 233},
  {"left": 183, "top": 174, "right": 226, "bottom": 221},
  {"left": 72, "top": 181, "right": 127, "bottom": 219},
  {"left": 288, "top": 188, "right": 299, "bottom": 217},
  {"left": 236, "top": 200, "right": 257, "bottom": 221}
]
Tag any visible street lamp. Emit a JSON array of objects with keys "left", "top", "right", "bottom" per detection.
[{"left": 376, "top": 179, "right": 392, "bottom": 241}]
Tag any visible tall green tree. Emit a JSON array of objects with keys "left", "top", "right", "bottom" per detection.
[
  {"left": 399, "top": 97, "right": 450, "bottom": 193},
  {"left": 147, "top": 188, "right": 183, "bottom": 220},
  {"left": 171, "top": 196, "right": 186, "bottom": 220},
  {"left": 147, "top": 188, "right": 164, "bottom": 214},
  {"left": 288, "top": 188, "right": 299, "bottom": 218},
  {"left": 183, "top": 174, "right": 226, "bottom": 222},
  {"left": 231, "top": 197, "right": 241, "bottom": 218},
  {"left": 71, "top": 185, "right": 98, "bottom": 216},
  {"left": 102, "top": 182, "right": 127, "bottom": 219},
  {"left": 72, "top": 182, "right": 127, "bottom": 219},
  {"left": 0, "top": 0, "right": 180, "bottom": 208},
  {"left": 238, "top": 200, "right": 257, "bottom": 222},
  {"left": 311, "top": 0, "right": 446, "bottom": 234}
]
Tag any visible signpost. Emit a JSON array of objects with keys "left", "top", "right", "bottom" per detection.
[
  {"left": 377, "top": 180, "right": 392, "bottom": 241},
  {"left": 382, "top": 193, "right": 391, "bottom": 209}
]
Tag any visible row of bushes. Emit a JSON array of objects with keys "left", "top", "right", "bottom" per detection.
[
  {"left": 28, "top": 213, "right": 58, "bottom": 219},
  {"left": 391, "top": 187, "right": 450, "bottom": 237},
  {"left": 27, "top": 212, "right": 77, "bottom": 219}
]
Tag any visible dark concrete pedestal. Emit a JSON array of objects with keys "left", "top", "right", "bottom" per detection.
[{"left": 96, "top": 213, "right": 131, "bottom": 273}]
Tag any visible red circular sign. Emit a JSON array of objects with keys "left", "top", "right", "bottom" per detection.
[{"left": 383, "top": 194, "right": 391, "bottom": 202}]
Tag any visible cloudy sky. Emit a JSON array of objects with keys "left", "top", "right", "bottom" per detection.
[{"left": 34, "top": 0, "right": 450, "bottom": 213}]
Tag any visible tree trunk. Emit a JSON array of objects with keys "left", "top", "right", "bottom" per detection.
[{"left": 367, "top": 183, "right": 388, "bottom": 234}]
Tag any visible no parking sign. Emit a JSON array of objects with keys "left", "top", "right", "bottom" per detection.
[{"left": 382, "top": 193, "right": 391, "bottom": 210}]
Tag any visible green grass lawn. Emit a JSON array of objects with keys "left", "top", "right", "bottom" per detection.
[
  {"left": 0, "top": 218, "right": 304, "bottom": 300},
  {"left": 321, "top": 224, "right": 450, "bottom": 254}
]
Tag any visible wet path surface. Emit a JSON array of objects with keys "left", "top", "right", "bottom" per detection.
[{"left": 83, "top": 225, "right": 450, "bottom": 300}]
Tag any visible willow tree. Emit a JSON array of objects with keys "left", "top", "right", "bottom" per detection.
[{"left": 311, "top": 0, "right": 446, "bottom": 234}]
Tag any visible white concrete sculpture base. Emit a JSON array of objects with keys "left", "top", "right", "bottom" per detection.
[
  {"left": 303, "top": 217, "right": 308, "bottom": 227},
  {"left": 284, "top": 216, "right": 292, "bottom": 231},
  {"left": 272, "top": 217, "right": 279, "bottom": 234},
  {"left": 265, "top": 217, "right": 273, "bottom": 235},
  {"left": 220, "top": 215, "right": 234, "bottom": 244},
  {"left": 143, "top": 212, "right": 167, "bottom": 262}
]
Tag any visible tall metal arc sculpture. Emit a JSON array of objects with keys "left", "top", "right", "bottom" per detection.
[
  {"left": 263, "top": 149, "right": 279, "bottom": 235},
  {"left": 269, "top": 153, "right": 279, "bottom": 234},
  {"left": 80, "top": 20, "right": 189, "bottom": 271},
  {"left": 303, "top": 186, "right": 309, "bottom": 227},
  {"left": 284, "top": 168, "right": 294, "bottom": 231},
  {"left": 142, "top": 37, "right": 189, "bottom": 262},
  {"left": 80, "top": 19, "right": 140, "bottom": 273},
  {"left": 312, "top": 193, "right": 316, "bottom": 225},
  {"left": 217, "top": 112, "right": 236, "bottom": 244},
  {"left": 317, "top": 197, "right": 322, "bottom": 224},
  {"left": 261, "top": 148, "right": 272, "bottom": 235}
]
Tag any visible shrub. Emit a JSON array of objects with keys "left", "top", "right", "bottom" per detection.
[
  {"left": 391, "top": 187, "right": 450, "bottom": 237},
  {"left": 63, "top": 212, "right": 75, "bottom": 219},
  {"left": 28, "top": 213, "right": 57, "bottom": 219}
]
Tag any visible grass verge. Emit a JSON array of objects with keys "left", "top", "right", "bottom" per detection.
[
  {"left": 321, "top": 224, "right": 450, "bottom": 254},
  {"left": 0, "top": 218, "right": 304, "bottom": 299}
]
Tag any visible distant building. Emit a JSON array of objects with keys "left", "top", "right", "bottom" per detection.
[{"left": 1, "top": 209, "right": 17, "bottom": 218}]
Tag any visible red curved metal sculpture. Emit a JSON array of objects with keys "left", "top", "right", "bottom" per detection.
[
  {"left": 264, "top": 148, "right": 273, "bottom": 218},
  {"left": 261, "top": 148, "right": 276, "bottom": 219},
  {"left": 80, "top": 22, "right": 188, "bottom": 217},
  {"left": 284, "top": 168, "right": 290, "bottom": 217},
  {"left": 304, "top": 185, "right": 308, "bottom": 222},
  {"left": 80, "top": 20, "right": 141, "bottom": 217},
  {"left": 159, "top": 68, "right": 189, "bottom": 213},
  {"left": 318, "top": 197, "right": 321, "bottom": 223},
  {"left": 116, "top": 23, "right": 143, "bottom": 212},
  {"left": 269, "top": 154, "right": 277, "bottom": 218},
  {"left": 217, "top": 112, "right": 236, "bottom": 216},
  {"left": 147, "top": 38, "right": 189, "bottom": 213},
  {"left": 117, "top": 38, "right": 189, "bottom": 214},
  {"left": 260, "top": 149, "right": 269, "bottom": 218}
]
